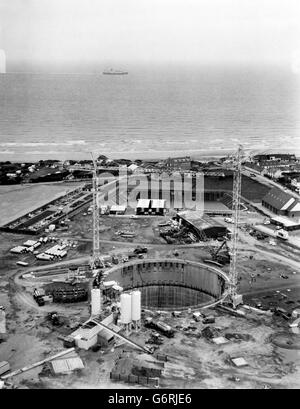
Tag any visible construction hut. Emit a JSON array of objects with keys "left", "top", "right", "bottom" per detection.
[
  {"left": 136, "top": 199, "right": 151, "bottom": 215},
  {"left": 50, "top": 351, "right": 84, "bottom": 375},
  {"left": 109, "top": 205, "right": 127, "bottom": 215},
  {"left": 150, "top": 199, "right": 166, "bottom": 216},
  {"left": 176, "top": 210, "right": 228, "bottom": 240}
]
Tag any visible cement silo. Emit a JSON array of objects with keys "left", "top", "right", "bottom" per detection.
[
  {"left": 131, "top": 290, "right": 141, "bottom": 331},
  {"left": 91, "top": 288, "right": 101, "bottom": 316},
  {"left": 131, "top": 290, "right": 141, "bottom": 321},
  {"left": 120, "top": 293, "right": 132, "bottom": 324}
]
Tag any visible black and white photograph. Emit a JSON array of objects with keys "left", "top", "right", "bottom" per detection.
[{"left": 0, "top": 0, "right": 300, "bottom": 394}]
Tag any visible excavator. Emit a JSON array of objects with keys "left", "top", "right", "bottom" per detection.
[{"left": 205, "top": 238, "right": 231, "bottom": 266}]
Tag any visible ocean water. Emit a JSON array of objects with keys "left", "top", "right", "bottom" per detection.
[{"left": 0, "top": 65, "right": 299, "bottom": 162}]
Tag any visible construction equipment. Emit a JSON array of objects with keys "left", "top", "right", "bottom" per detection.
[
  {"left": 226, "top": 145, "right": 244, "bottom": 308},
  {"left": 209, "top": 239, "right": 230, "bottom": 265},
  {"left": 144, "top": 317, "right": 175, "bottom": 338},
  {"left": 90, "top": 153, "right": 103, "bottom": 270},
  {"left": 48, "top": 311, "right": 61, "bottom": 326},
  {"left": 33, "top": 288, "right": 45, "bottom": 306}
]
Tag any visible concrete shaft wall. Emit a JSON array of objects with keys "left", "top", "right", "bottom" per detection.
[{"left": 105, "top": 259, "right": 228, "bottom": 310}]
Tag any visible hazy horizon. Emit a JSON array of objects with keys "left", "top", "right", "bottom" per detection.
[{"left": 1, "top": 0, "right": 300, "bottom": 73}]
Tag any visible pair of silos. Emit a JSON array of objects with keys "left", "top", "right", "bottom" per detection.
[{"left": 120, "top": 290, "right": 141, "bottom": 324}]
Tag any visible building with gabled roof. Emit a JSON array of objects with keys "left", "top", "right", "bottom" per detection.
[{"left": 262, "top": 187, "right": 300, "bottom": 220}]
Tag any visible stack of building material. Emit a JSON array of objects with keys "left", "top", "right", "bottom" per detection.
[
  {"left": 231, "top": 357, "right": 248, "bottom": 367},
  {"left": 212, "top": 336, "right": 229, "bottom": 345},
  {"left": 23, "top": 240, "right": 38, "bottom": 247},
  {"left": 49, "top": 351, "right": 84, "bottom": 375},
  {"left": 10, "top": 246, "right": 27, "bottom": 254}
]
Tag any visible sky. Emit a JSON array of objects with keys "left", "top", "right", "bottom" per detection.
[{"left": 0, "top": 0, "right": 300, "bottom": 71}]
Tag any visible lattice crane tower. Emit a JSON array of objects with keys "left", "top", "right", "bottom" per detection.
[
  {"left": 90, "top": 153, "right": 101, "bottom": 269},
  {"left": 227, "top": 144, "right": 244, "bottom": 308}
]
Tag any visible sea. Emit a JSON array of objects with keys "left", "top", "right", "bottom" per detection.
[{"left": 0, "top": 65, "right": 299, "bottom": 162}]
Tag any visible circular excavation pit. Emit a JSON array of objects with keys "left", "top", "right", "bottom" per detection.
[{"left": 104, "top": 258, "right": 229, "bottom": 311}]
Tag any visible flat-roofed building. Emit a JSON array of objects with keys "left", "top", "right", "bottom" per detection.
[{"left": 109, "top": 205, "right": 127, "bottom": 215}]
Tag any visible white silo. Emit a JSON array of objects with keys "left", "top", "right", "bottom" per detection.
[
  {"left": 120, "top": 293, "right": 132, "bottom": 324},
  {"left": 131, "top": 290, "right": 141, "bottom": 321},
  {"left": 91, "top": 288, "right": 101, "bottom": 316}
]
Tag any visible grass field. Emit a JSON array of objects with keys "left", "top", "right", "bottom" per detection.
[{"left": 0, "top": 182, "right": 83, "bottom": 226}]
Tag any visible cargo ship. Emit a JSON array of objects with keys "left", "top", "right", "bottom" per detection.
[{"left": 103, "top": 69, "right": 128, "bottom": 75}]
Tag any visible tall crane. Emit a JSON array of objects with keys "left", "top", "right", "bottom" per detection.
[
  {"left": 226, "top": 144, "right": 244, "bottom": 308},
  {"left": 90, "top": 153, "right": 102, "bottom": 269}
]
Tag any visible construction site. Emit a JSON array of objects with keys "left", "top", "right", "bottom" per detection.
[{"left": 1, "top": 147, "right": 300, "bottom": 390}]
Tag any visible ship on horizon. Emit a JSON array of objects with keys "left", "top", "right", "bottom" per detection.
[{"left": 103, "top": 68, "right": 128, "bottom": 75}]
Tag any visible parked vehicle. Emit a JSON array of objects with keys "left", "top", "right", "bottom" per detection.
[
  {"left": 33, "top": 288, "right": 46, "bottom": 306},
  {"left": 276, "top": 229, "right": 288, "bottom": 240}
]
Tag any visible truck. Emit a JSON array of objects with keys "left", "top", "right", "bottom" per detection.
[
  {"left": 276, "top": 229, "right": 288, "bottom": 240},
  {"left": 33, "top": 288, "right": 46, "bottom": 306}
]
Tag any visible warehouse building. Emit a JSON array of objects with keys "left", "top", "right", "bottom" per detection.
[
  {"left": 176, "top": 210, "right": 228, "bottom": 240},
  {"left": 262, "top": 187, "right": 300, "bottom": 219}
]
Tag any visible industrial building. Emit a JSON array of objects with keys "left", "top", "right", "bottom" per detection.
[
  {"left": 176, "top": 210, "right": 228, "bottom": 240},
  {"left": 262, "top": 187, "right": 300, "bottom": 219},
  {"left": 70, "top": 314, "right": 121, "bottom": 350},
  {"left": 270, "top": 215, "right": 300, "bottom": 231},
  {"left": 163, "top": 156, "right": 192, "bottom": 170},
  {"left": 136, "top": 199, "right": 166, "bottom": 216}
]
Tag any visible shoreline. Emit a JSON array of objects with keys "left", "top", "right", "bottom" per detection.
[{"left": 1, "top": 147, "right": 300, "bottom": 164}]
